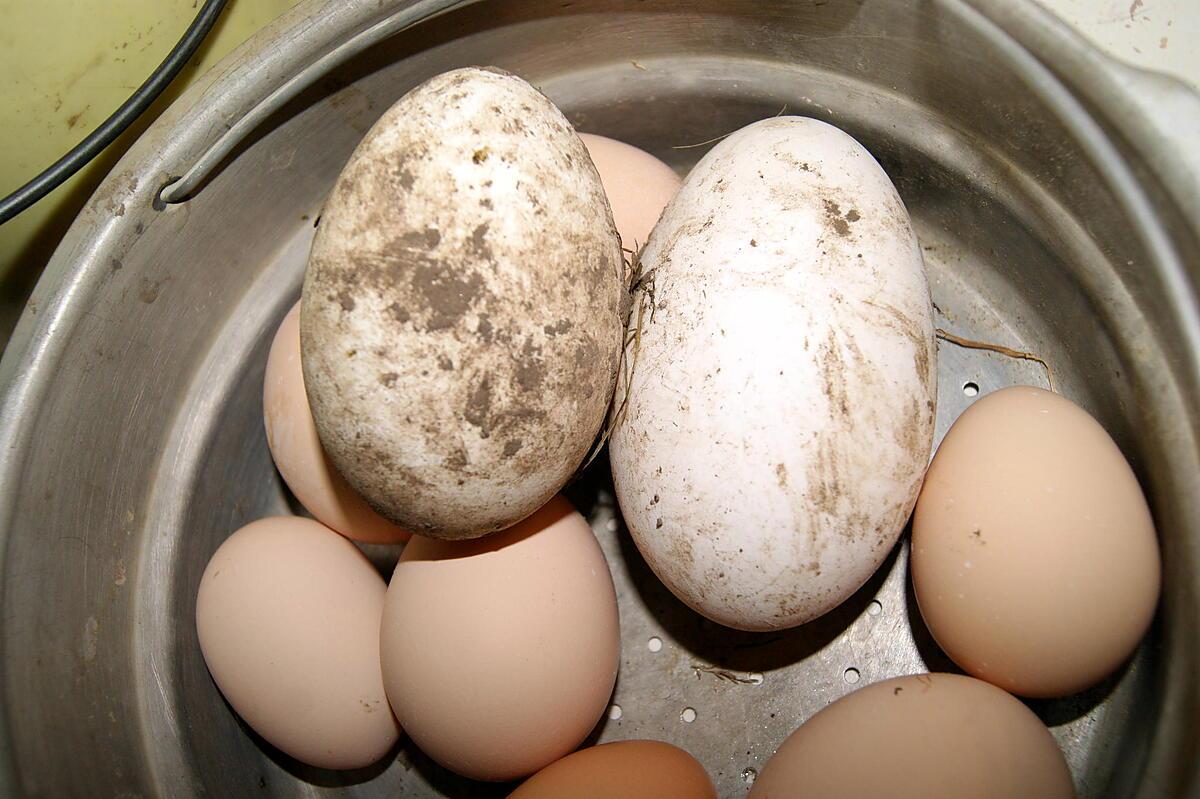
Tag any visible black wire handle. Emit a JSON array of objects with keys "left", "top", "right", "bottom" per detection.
[{"left": 0, "top": 0, "right": 230, "bottom": 225}]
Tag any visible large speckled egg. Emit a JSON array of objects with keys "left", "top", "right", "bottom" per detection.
[
  {"left": 302, "top": 67, "right": 624, "bottom": 539},
  {"left": 610, "top": 117, "right": 935, "bottom": 631}
]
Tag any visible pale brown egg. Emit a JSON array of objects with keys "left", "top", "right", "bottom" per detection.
[
  {"left": 195, "top": 516, "right": 400, "bottom": 769},
  {"left": 379, "top": 496, "right": 619, "bottom": 781},
  {"left": 510, "top": 740, "right": 716, "bottom": 799},
  {"left": 912, "top": 386, "right": 1160, "bottom": 697},
  {"left": 749, "top": 673, "right": 1074, "bottom": 799},
  {"left": 263, "top": 302, "right": 408, "bottom": 544},
  {"left": 579, "top": 132, "right": 681, "bottom": 253}
]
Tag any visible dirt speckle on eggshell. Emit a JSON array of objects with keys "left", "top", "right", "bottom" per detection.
[{"left": 301, "top": 67, "right": 624, "bottom": 539}]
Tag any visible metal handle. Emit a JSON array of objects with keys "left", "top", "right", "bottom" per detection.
[
  {"left": 0, "top": 0, "right": 230, "bottom": 223},
  {"left": 158, "top": 0, "right": 479, "bottom": 205},
  {"left": 1094, "top": 59, "right": 1200, "bottom": 225},
  {"left": 966, "top": 0, "right": 1200, "bottom": 228},
  {"left": 163, "top": 0, "right": 1200, "bottom": 227}
]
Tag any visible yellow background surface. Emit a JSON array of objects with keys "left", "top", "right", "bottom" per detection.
[{"left": 0, "top": 0, "right": 303, "bottom": 340}]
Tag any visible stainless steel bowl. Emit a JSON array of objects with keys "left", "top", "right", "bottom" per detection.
[{"left": 1, "top": 1, "right": 1197, "bottom": 796}]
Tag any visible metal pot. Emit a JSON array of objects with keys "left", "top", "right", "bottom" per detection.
[{"left": 1, "top": 1, "right": 1197, "bottom": 796}]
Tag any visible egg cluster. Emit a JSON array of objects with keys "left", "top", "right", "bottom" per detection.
[{"left": 195, "top": 67, "right": 1160, "bottom": 797}]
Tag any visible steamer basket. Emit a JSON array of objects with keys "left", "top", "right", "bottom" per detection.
[{"left": 1, "top": 1, "right": 1197, "bottom": 796}]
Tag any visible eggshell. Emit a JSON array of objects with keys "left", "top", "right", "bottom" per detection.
[
  {"left": 301, "top": 67, "right": 624, "bottom": 540},
  {"left": 379, "top": 496, "right": 619, "bottom": 781},
  {"left": 610, "top": 116, "right": 936, "bottom": 631},
  {"left": 510, "top": 740, "right": 717, "bottom": 799},
  {"left": 912, "top": 386, "right": 1161, "bottom": 697},
  {"left": 579, "top": 133, "right": 681, "bottom": 252},
  {"left": 263, "top": 302, "right": 409, "bottom": 544},
  {"left": 195, "top": 516, "right": 399, "bottom": 769},
  {"left": 749, "top": 673, "right": 1074, "bottom": 799}
]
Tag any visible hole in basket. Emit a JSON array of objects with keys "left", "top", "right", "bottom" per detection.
[
  {"left": 680, "top": 707, "right": 697, "bottom": 723},
  {"left": 608, "top": 704, "right": 622, "bottom": 721},
  {"left": 742, "top": 767, "right": 758, "bottom": 786},
  {"left": 963, "top": 381, "right": 979, "bottom": 397},
  {"left": 647, "top": 636, "right": 663, "bottom": 652},
  {"left": 844, "top": 667, "right": 861, "bottom": 684},
  {"left": 867, "top": 599, "right": 882, "bottom": 616}
]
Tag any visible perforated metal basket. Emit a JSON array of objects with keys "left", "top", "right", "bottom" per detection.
[{"left": 1, "top": 1, "right": 1198, "bottom": 796}]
